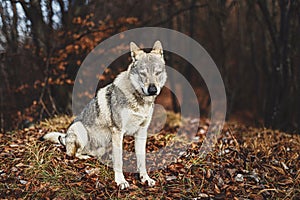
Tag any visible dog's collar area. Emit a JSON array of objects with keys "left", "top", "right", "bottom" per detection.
[{"left": 133, "top": 89, "right": 146, "bottom": 105}]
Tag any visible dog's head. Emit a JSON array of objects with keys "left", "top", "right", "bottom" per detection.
[{"left": 128, "top": 41, "right": 167, "bottom": 96}]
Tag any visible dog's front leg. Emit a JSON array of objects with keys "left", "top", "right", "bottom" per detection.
[
  {"left": 112, "top": 131, "right": 129, "bottom": 189},
  {"left": 135, "top": 128, "right": 156, "bottom": 187}
]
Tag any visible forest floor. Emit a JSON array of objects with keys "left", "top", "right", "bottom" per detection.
[{"left": 0, "top": 114, "right": 299, "bottom": 199}]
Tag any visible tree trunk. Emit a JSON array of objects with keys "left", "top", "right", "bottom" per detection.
[
  {"left": 257, "top": 0, "right": 292, "bottom": 129},
  {"left": 19, "top": 0, "right": 50, "bottom": 54},
  {"left": 167, "top": 0, "right": 180, "bottom": 113}
]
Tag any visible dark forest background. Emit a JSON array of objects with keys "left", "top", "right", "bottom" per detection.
[{"left": 0, "top": 0, "right": 299, "bottom": 133}]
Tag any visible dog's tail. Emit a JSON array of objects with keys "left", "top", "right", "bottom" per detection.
[{"left": 39, "top": 132, "right": 66, "bottom": 146}]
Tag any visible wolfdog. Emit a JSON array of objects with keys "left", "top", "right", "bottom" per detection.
[{"left": 41, "top": 41, "right": 167, "bottom": 189}]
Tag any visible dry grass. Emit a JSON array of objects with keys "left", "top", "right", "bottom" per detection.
[{"left": 0, "top": 114, "right": 299, "bottom": 199}]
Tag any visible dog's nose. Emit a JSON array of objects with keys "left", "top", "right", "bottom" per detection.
[{"left": 147, "top": 84, "right": 157, "bottom": 95}]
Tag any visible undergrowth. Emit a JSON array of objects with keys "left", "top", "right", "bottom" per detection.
[{"left": 0, "top": 114, "right": 299, "bottom": 199}]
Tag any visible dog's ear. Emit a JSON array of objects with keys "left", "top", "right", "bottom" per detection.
[
  {"left": 151, "top": 40, "right": 163, "bottom": 57},
  {"left": 130, "top": 42, "right": 144, "bottom": 61}
]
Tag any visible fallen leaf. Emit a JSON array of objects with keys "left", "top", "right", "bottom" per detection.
[
  {"left": 166, "top": 175, "right": 177, "bottom": 181},
  {"left": 235, "top": 174, "right": 244, "bottom": 182}
]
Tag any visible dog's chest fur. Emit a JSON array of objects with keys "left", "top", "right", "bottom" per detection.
[{"left": 120, "top": 104, "right": 153, "bottom": 135}]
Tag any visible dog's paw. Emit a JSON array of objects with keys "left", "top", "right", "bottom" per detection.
[
  {"left": 115, "top": 172, "right": 130, "bottom": 189},
  {"left": 116, "top": 180, "right": 130, "bottom": 190},
  {"left": 141, "top": 174, "right": 156, "bottom": 187}
]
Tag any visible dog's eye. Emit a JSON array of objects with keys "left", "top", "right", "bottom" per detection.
[
  {"left": 155, "top": 71, "right": 162, "bottom": 76},
  {"left": 140, "top": 72, "right": 147, "bottom": 77}
]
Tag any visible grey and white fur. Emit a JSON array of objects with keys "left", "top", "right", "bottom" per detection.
[{"left": 41, "top": 41, "right": 167, "bottom": 189}]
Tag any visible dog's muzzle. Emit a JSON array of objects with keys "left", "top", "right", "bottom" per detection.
[{"left": 147, "top": 84, "right": 157, "bottom": 96}]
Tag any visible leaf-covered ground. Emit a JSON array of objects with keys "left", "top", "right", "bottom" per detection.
[{"left": 0, "top": 114, "right": 299, "bottom": 199}]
